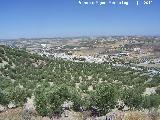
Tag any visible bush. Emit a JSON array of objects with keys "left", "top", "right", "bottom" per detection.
[
  {"left": 142, "top": 95, "right": 160, "bottom": 109},
  {"left": 121, "top": 87, "right": 143, "bottom": 110},
  {"left": 7, "top": 86, "right": 29, "bottom": 106},
  {"left": 0, "top": 89, "right": 9, "bottom": 105},
  {"left": 0, "top": 46, "right": 5, "bottom": 53},
  {"left": 90, "top": 83, "right": 118, "bottom": 115},
  {"left": 155, "top": 87, "right": 160, "bottom": 95},
  {"left": 34, "top": 84, "right": 82, "bottom": 116}
]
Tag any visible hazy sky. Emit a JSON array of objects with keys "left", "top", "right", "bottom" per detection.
[{"left": 0, "top": 0, "right": 160, "bottom": 38}]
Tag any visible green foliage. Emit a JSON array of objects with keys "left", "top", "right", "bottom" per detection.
[
  {"left": 0, "top": 89, "right": 9, "bottom": 105},
  {"left": 142, "top": 95, "right": 160, "bottom": 109},
  {"left": 34, "top": 84, "right": 82, "bottom": 116},
  {"left": 7, "top": 86, "right": 29, "bottom": 106},
  {"left": 0, "top": 47, "right": 5, "bottom": 54},
  {"left": 147, "top": 75, "right": 160, "bottom": 87},
  {"left": 156, "top": 87, "right": 160, "bottom": 95},
  {"left": 90, "top": 83, "right": 118, "bottom": 115},
  {"left": 121, "top": 87, "right": 143, "bottom": 110},
  {"left": 79, "top": 82, "right": 88, "bottom": 92},
  {"left": 69, "top": 88, "right": 82, "bottom": 111}
]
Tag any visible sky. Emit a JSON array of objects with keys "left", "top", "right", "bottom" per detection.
[{"left": 0, "top": 0, "right": 160, "bottom": 39}]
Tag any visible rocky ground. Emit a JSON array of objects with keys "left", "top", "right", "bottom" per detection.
[
  {"left": 1, "top": 107, "right": 160, "bottom": 120},
  {"left": 0, "top": 108, "right": 84, "bottom": 120}
]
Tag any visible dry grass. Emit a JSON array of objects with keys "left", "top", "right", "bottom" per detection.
[
  {"left": 1, "top": 108, "right": 160, "bottom": 120},
  {"left": 0, "top": 107, "right": 22, "bottom": 120},
  {"left": 123, "top": 111, "right": 148, "bottom": 120},
  {"left": 0, "top": 108, "right": 83, "bottom": 120},
  {"left": 115, "top": 111, "right": 160, "bottom": 120}
]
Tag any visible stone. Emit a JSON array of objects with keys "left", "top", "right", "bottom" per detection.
[
  {"left": 0, "top": 104, "right": 6, "bottom": 112},
  {"left": 8, "top": 102, "right": 16, "bottom": 109}
]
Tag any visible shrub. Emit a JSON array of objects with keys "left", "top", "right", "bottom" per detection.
[
  {"left": 34, "top": 84, "right": 82, "bottom": 116},
  {"left": 90, "top": 83, "right": 118, "bottom": 115},
  {"left": 0, "top": 89, "right": 9, "bottom": 105}
]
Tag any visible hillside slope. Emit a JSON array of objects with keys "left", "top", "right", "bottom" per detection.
[{"left": 0, "top": 45, "right": 160, "bottom": 119}]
